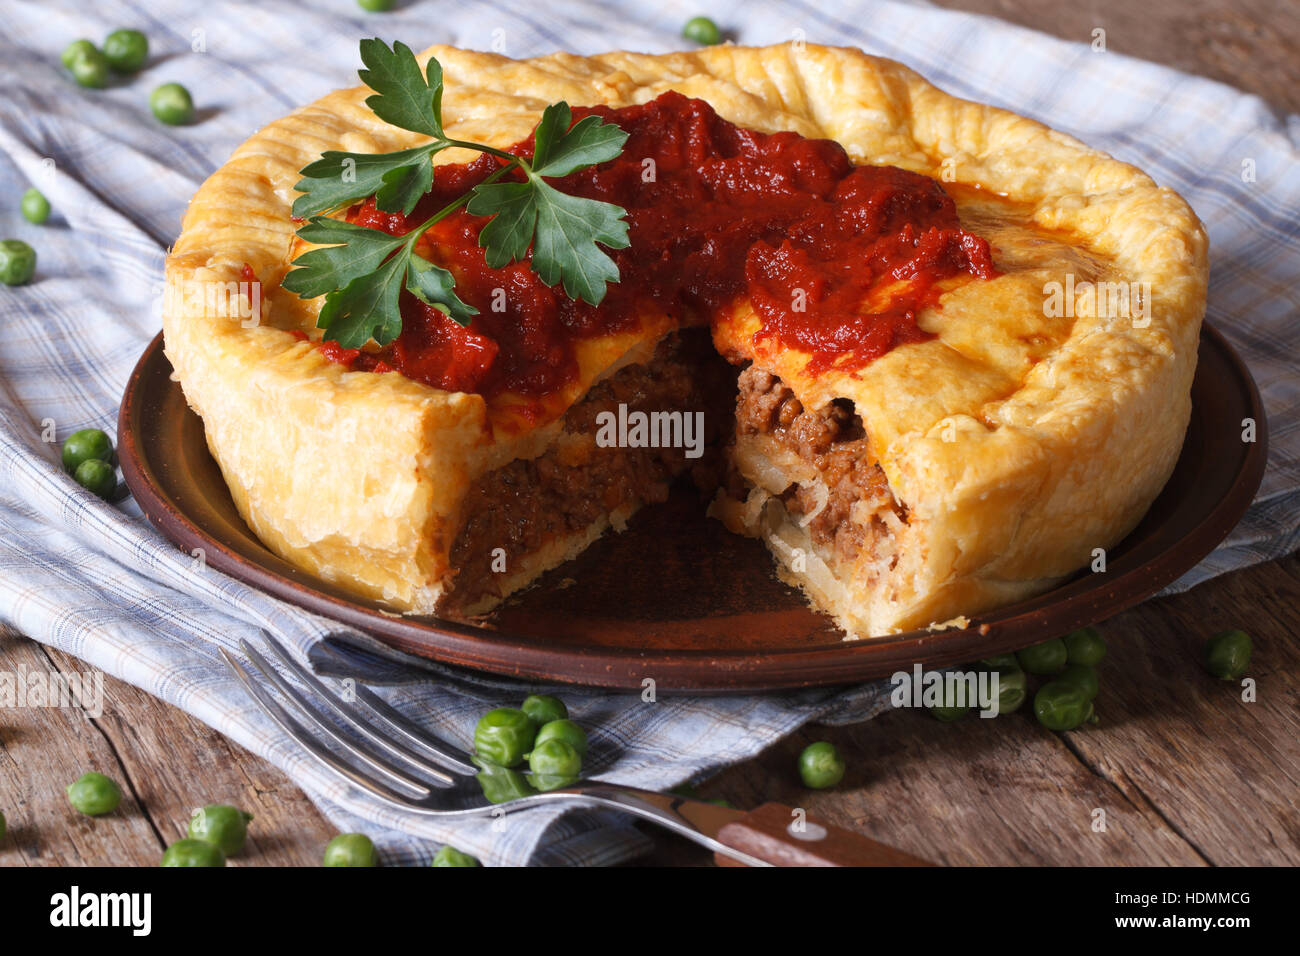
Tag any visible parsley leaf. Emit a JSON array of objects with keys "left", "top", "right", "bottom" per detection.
[
  {"left": 316, "top": 254, "right": 407, "bottom": 349},
  {"left": 285, "top": 39, "right": 632, "bottom": 351},
  {"left": 406, "top": 255, "right": 478, "bottom": 326},
  {"left": 290, "top": 42, "right": 449, "bottom": 218},
  {"left": 291, "top": 146, "right": 441, "bottom": 218},
  {"left": 468, "top": 102, "right": 630, "bottom": 304},
  {"left": 530, "top": 102, "right": 629, "bottom": 179},
  {"left": 283, "top": 216, "right": 476, "bottom": 342},
  {"left": 310, "top": 243, "right": 477, "bottom": 348},
  {"left": 470, "top": 181, "right": 538, "bottom": 268},
  {"left": 358, "top": 38, "right": 445, "bottom": 138},
  {"left": 376, "top": 155, "right": 434, "bottom": 216},
  {"left": 469, "top": 178, "right": 629, "bottom": 304},
  {"left": 281, "top": 218, "right": 408, "bottom": 298},
  {"left": 530, "top": 183, "right": 629, "bottom": 303}
]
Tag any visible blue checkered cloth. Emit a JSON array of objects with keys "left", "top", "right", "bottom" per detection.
[{"left": 1, "top": 0, "right": 1296, "bottom": 865}]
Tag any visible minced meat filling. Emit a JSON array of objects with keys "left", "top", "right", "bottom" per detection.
[
  {"left": 447, "top": 330, "right": 734, "bottom": 608},
  {"left": 735, "top": 365, "right": 904, "bottom": 564}
]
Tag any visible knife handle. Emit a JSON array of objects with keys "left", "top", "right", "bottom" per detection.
[{"left": 712, "top": 802, "right": 933, "bottom": 867}]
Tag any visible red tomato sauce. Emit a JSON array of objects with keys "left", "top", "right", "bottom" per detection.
[{"left": 326, "top": 90, "right": 995, "bottom": 397}]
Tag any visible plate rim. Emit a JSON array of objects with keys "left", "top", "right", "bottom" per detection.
[{"left": 118, "top": 324, "right": 1269, "bottom": 691}]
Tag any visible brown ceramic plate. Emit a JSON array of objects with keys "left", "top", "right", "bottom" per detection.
[{"left": 118, "top": 325, "right": 1267, "bottom": 691}]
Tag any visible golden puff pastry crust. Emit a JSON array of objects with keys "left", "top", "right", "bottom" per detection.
[{"left": 162, "top": 42, "right": 1208, "bottom": 633}]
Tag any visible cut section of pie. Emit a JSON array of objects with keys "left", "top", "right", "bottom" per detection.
[{"left": 162, "top": 42, "right": 1207, "bottom": 638}]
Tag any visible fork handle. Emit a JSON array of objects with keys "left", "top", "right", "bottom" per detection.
[{"left": 712, "top": 803, "right": 933, "bottom": 867}]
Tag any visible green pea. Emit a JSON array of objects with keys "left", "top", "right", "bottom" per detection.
[
  {"left": 0, "top": 239, "right": 36, "bottom": 286},
  {"left": 1033, "top": 680, "right": 1093, "bottom": 731},
  {"left": 528, "top": 772, "right": 579, "bottom": 793},
  {"left": 431, "top": 845, "right": 479, "bottom": 867},
  {"left": 929, "top": 680, "right": 971, "bottom": 721},
  {"left": 62, "top": 428, "right": 114, "bottom": 472},
  {"left": 62, "top": 39, "right": 98, "bottom": 69},
  {"left": 991, "top": 667, "right": 1028, "bottom": 714},
  {"left": 682, "top": 16, "right": 722, "bottom": 45},
  {"left": 521, "top": 694, "right": 567, "bottom": 726},
  {"left": 979, "top": 654, "right": 1025, "bottom": 715},
  {"left": 1063, "top": 626, "right": 1107, "bottom": 665},
  {"left": 21, "top": 188, "right": 51, "bottom": 225},
  {"left": 472, "top": 756, "right": 537, "bottom": 804},
  {"left": 474, "top": 707, "right": 536, "bottom": 767},
  {"left": 65, "top": 772, "right": 123, "bottom": 816},
  {"left": 188, "top": 804, "right": 253, "bottom": 856},
  {"left": 68, "top": 48, "right": 110, "bottom": 89},
  {"left": 323, "top": 833, "right": 377, "bottom": 867},
  {"left": 527, "top": 738, "right": 582, "bottom": 778},
  {"left": 150, "top": 82, "right": 195, "bottom": 125},
  {"left": 1203, "top": 629, "right": 1251, "bottom": 680},
  {"left": 161, "top": 838, "right": 225, "bottom": 867},
  {"left": 1016, "top": 638, "right": 1068, "bottom": 675},
  {"left": 532, "top": 719, "right": 587, "bottom": 759},
  {"left": 979, "top": 653, "right": 1020, "bottom": 671},
  {"left": 798, "top": 741, "right": 845, "bottom": 789},
  {"left": 103, "top": 29, "right": 149, "bottom": 72},
  {"left": 356, "top": 0, "right": 397, "bottom": 10},
  {"left": 1058, "top": 662, "right": 1099, "bottom": 700},
  {"left": 74, "top": 459, "right": 117, "bottom": 499}
]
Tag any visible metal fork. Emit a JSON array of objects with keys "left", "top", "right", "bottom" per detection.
[{"left": 219, "top": 632, "right": 774, "bottom": 866}]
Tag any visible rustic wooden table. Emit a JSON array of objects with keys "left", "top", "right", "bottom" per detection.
[{"left": 1, "top": 1, "right": 1295, "bottom": 866}]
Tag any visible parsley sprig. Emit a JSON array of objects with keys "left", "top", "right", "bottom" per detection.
[{"left": 282, "top": 39, "right": 631, "bottom": 349}]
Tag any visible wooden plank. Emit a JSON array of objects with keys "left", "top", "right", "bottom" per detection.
[
  {"left": 0, "top": 629, "right": 160, "bottom": 866},
  {"left": 929, "top": 0, "right": 1300, "bottom": 115},
  {"left": 0, "top": 627, "right": 336, "bottom": 867},
  {"left": 1066, "top": 556, "right": 1300, "bottom": 865},
  {"left": 643, "top": 554, "right": 1300, "bottom": 865},
  {"left": 5, "top": 546, "right": 1297, "bottom": 868}
]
